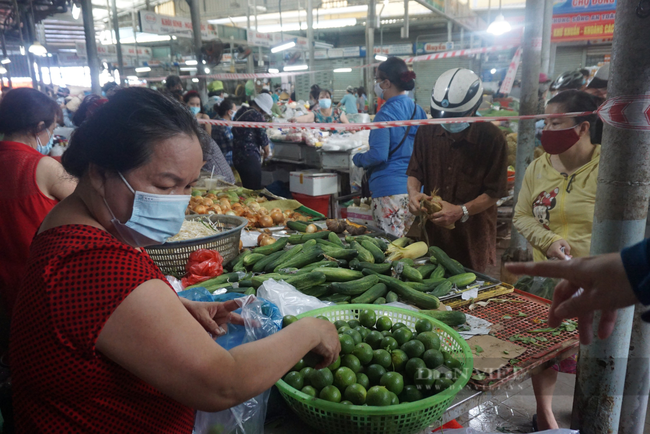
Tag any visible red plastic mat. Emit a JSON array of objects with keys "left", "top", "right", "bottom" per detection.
[{"left": 458, "top": 289, "right": 579, "bottom": 391}]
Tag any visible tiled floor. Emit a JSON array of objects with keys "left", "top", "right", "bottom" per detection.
[{"left": 454, "top": 373, "right": 575, "bottom": 433}]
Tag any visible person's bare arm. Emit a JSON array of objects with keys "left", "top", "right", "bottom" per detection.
[
  {"left": 290, "top": 112, "right": 315, "bottom": 123},
  {"left": 407, "top": 176, "right": 430, "bottom": 215},
  {"left": 339, "top": 112, "right": 349, "bottom": 124},
  {"left": 96, "top": 280, "right": 340, "bottom": 412},
  {"left": 35, "top": 156, "right": 78, "bottom": 201},
  {"left": 431, "top": 193, "right": 499, "bottom": 228}
]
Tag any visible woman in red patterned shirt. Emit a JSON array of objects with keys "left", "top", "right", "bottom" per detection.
[
  {"left": 10, "top": 88, "right": 340, "bottom": 433},
  {"left": 0, "top": 88, "right": 77, "bottom": 350}
]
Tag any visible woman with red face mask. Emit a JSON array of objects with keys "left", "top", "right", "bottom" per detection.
[{"left": 512, "top": 89, "right": 601, "bottom": 431}]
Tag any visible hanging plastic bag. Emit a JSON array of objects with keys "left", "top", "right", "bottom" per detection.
[
  {"left": 193, "top": 294, "right": 283, "bottom": 434},
  {"left": 181, "top": 249, "right": 224, "bottom": 287},
  {"left": 257, "top": 278, "right": 334, "bottom": 317}
]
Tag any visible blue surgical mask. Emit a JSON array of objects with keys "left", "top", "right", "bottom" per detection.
[
  {"left": 190, "top": 106, "right": 201, "bottom": 116},
  {"left": 319, "top": 98, "right": 332, "bottom": 109},
  {"left": 36, "top": 130, "right": 54, "bottom": 155},
  {"left": 103, "top": 172, "right": 191, "bottom": 247},
  {"left": 441, "top": 122, "right": 470, "bottom": 133}
]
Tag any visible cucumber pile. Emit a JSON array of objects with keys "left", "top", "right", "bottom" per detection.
[
  {"left": 280, "top": 310, "right": 466, "bottom": 406},
  {"left": 201, "top": 231, "right": 476, "bottom": 326}
]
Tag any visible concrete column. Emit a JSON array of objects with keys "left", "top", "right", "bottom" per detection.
[
  {"left": 571, "top": 1, "right": 650, "bottom": 432},
  {"left": 110, "top": 0, "right": 123, "bottom": 84},
  {"left": 402, "top": 0, "right": 409, "bottom": 39},
  {"left": 307, "top": 0, "right": 314, "bottom": 71},
  {"left": 540, "top": 0, "right": 553, "bottom": 75},
  {"left": 504, "top": 0, "right": 544, "bottom": 261},
  {"left": 80, "top": 0, "right": 101, "bottom": 95},
  {"left": 188, "top": 0, "right": 206, "bottom": 98},
  {"left": 365, "top": 0, "right": 376, "bottom": 114}
]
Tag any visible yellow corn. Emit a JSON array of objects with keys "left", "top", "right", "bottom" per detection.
[{"left": 386, "top": 241, "right": 429, "bottom": 261}]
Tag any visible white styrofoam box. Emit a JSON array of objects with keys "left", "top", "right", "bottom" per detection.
[
  {"left": 346, "top": 205, "right": 374, "bottom": 226},
  {"left": 290, "top": 170, "right": 339, "bottom": 196}
]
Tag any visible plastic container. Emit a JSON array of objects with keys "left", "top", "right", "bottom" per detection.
[
  {"left": 275, "top": 304, "right": 473, "bottom": 434},
  {"left": 292, "top": 192, "right": 330, "bottom": 217}
]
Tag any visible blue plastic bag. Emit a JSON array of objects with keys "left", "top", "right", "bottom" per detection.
[{"left": 188, "top": 293, "right": 283, "bottom": 434}]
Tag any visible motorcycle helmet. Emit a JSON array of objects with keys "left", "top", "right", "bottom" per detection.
[{"left": 430, "top": 68, "right": 483, "bottom": 118}]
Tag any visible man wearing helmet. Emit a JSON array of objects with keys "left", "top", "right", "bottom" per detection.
[{"left": 406, "top": 68, "right": 508, "bottom": 273}]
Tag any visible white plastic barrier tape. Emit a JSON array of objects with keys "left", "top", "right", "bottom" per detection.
[
  {"left": 199, "top": 110, "right": 597, "bottom": 131},
  {"left": 199, "top": 97, "right": 650, "bottom": 131},
  {"left": 145, "top": 44, "right": 519, "bottom": 82}
]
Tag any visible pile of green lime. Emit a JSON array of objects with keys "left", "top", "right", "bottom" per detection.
[{"left": 281, "top": 309, "right": 465, "bottom": 407}]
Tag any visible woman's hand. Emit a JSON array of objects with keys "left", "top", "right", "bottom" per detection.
[
  {"left": 303, "top": 317, "right": 341, "bottom": 369},
  {"left": 288, "top": 118, "right": 297, "bottom": 123},
  {"left": 505, "top": 254, "right": 637, "bottom": 345},
  {"left": 262, "top": 145, "right": 271, "bottom": 159},
  {"left": 430, "top": 200, "right": 463, "bottom": 227},
  {"left": 408, "top": 192, "right": 431, "bottom": 215},
  {"left": 181, "top": 298, "right": 244, "bottom": 337},
  {"left": 547, "top": 239, "right": 571, "bottom": 260}
]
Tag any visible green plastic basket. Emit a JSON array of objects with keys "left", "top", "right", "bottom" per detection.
[{"left": 275, "top": 304, "right": 473, "bottom": 434}]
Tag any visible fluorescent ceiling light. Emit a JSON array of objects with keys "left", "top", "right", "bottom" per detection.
[
  {"left": 256, "top": 5, "right": 266, "bottom": 11},
  {"left": 314, "top": 41, "right": 334, "bottom": 49},
  {"left": 208, "top": 5, "right": 367, "bottom": 24},
  {"left": 28, "top": 42, "right": 47, "bottom": 56},
  {"left": 487, "top": 14, "right": 511, "bottom": 35},
  {"left": 0, "top": 58, "right": 10, "bottom": 64},
  {"left": 204, "top": 67, "right": 210, "bottom": 74},
  {"left": 334, "top": 68, "right": 352, "bottom": 73},
  {"left": 135, "top": 66, "right": 151, "bottom": 73},
  {"left": 0, "top": 66, "right": 6, "bottom": 74},
  {"left": 271, "top": 41, "right": 296, "bottom": 53},
  {"left": 72, "top": 3, "right": 80, "bottom": 20},
  {"left": 19, "top": 46, "right": 25, "bottom": 55},
  {"left": 180, "top": 67, "right": 198, "bottom": 71},
  {"left": 126, "top": 75, "right": 138, "bottom": 80},
  {"left": 192, "top": 78, "right": 199, "bottom": 82},
  {"left": 490, "top": 68, "right": 497, "bottom": 74},
  {"left": 185, "top": 59, "right": 198, "bottom": 65},
  {"left": 284, "top": 64, "right": 308, "bottom": 71},
  {"left": 268, "top": 68, "right": 279, "bottom": 74},
  {"left": 258, "top": 18, "right": 357, "bottom": 33},
  {"left": 375, "top": 54, "right": 387, "bottom": 61}
]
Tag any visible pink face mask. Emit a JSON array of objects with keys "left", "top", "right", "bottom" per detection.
[{"left": 541, "top": 126, "right": 580, "bottom": 155}]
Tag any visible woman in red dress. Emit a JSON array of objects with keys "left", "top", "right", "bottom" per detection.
[
  {"left": 0, "top": 88, "right": 77, "bottom": 350},
  {"left": 10, "top": 88, "right": 340, "bottom": 433}
]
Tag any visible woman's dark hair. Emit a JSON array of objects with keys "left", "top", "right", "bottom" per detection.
[
  {"left": 0, "top": 88, "right": 60, "bottom": 136},
  {"left": 357, "top": 86, "right": 366, "bottom": 97},
  {"left": 318, "top": 89, "right": 332, "bottom": 98},
  {"left": 165, "top": 75, "right": 183, "bottom": 91},
  {"left": 310, "top": 85, "right": 321, "bottom": 101},
  {"left": 216, "top": 98, "right": 235, "bottom": 118},
  {"left": 72, "top": 94, "right": 108, "bottom": 127},
  {"left": 377, "top": 57, "right": 416, "bottom": 92},
  {"left": 183, "top": 90, "right": 202, "bottom": 105},
  {"left": 548, "top": 89, "right": 602, "bottom": 144},
  {"left": 62, "top": 87, "right": 210, "bottom": 178}
]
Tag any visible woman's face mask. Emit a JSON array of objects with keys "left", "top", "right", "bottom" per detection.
[
  {"left": 319, "top": 98, "right": 332, "bottom": 109},
  {"left": 36, "top": 128, "right": 54, "bottom": 155}
]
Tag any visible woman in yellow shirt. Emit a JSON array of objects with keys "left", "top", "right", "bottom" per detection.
[{"left": 513, "top": 89, "right": 601, "bottom": 430}]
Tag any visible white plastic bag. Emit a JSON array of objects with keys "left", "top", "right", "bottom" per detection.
[{"left": 257, "top": 278, "right": 334, "bottom": 316}]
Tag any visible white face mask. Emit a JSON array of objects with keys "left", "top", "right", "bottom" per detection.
[{"left": 374, "top": 80, "right": 386, "bottom": 99}]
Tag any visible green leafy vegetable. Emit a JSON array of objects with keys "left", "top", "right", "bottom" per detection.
[
  {"left": 475, "top": 345, "right": 484, "bottom": 354},
  {"left": 471, "top": 373, "right": 487, "bottom": 381}
]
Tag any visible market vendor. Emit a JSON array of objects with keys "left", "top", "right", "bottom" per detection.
[
  {"left": 353, "top": 57, "right": 427, "bottom": 237},
  {"left": 9, "top": 87, "right": 340, "bottom": 432},
  {"left": 407, "top": 68, "right": 508, "bottom": 273},
  {"left": 232, "top": 93, "right": 273, "bottom": 189},
  {"left": 290, "top": 89, "right": 349, "bottom": 124},
  {"left": 0, "top": 88, "right": 78, "bottom": 350},
  {"left": 512, "top": 89, "right": 601, "bottom": 432}
]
